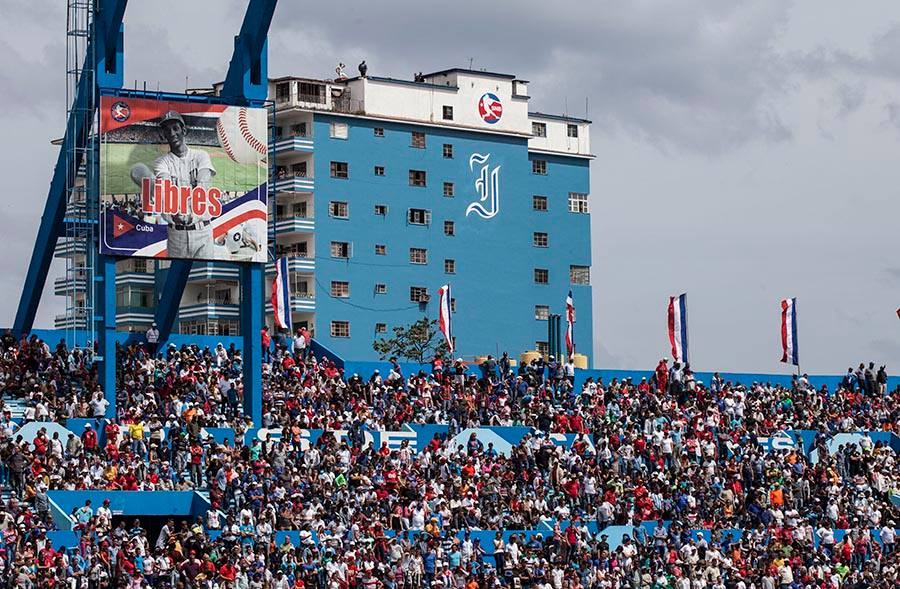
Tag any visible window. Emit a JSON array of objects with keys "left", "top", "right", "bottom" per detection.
[
  {"left": 330, "top": 321, "right": 350, "bottom": 338},
  {"left": 442, "top": 105, "right": 454, "bottom": 120},
  {"left": 330, "top": 241, "right": 351, "bottom": 258},
  {"left": 532, "top": 159, "right": 547, "bottom": 175},
  {"left": 290, "top": 123, "right": 308, "bottom": 137},
  {"left": 567, "top": 123, "right": 579, "bottom": 138},
  {"left": 409, "top": 169, "right": 427, "bottom": 187},
  {"left": 536, "top": 341, "right": 549, "bottom": 356},
  {"left": 532, "top": 122, "right": 547, "bottom": 137},
  {"left": 534, "top": 268, "right": 549, "bottom": 284},
  {"left": 330, "top": 161, "right": 349, "bottom": 179},
  {"left": 450, "top": 298, "right": 457, "bottom": 313},
  {"left": 410, "top": 286, "right": 429, "bottom": 303},
  {"left": 443, "top": 182, "right": 455, "bottom": 197},
  {"left": 442, "top": 144, "right": 453, "bottom": 159},
  {"left": 533, "top": 232, "right": 548, "bottom": 247},
  {"left": 330, "top": 122, "right": 348, "bottom": 139},
  {"left": 534, "top": 305, "right": 550, "bottom": 320},
  {"left": 568, "top": 192, "right": 589, "bottom": 214},
  {"left": 298, "top": 82, "right": 325, "bottom": 104},
  {"left": 570, "top": 265, "right": 591, "bottom": 285},
  {"left": 116, "top": 286, "right": 153, "bottom": 308},
  {"left": 444, "top": 259, "right": 456, "bottom": 274},
  {"left": 373, "top": 127, "right": 384, "bottom": 137},
  {"left": 443, "top": 220, "right": 455, "bottom": 236},
  {"left": 287, "top": 162, "right": 308, "bottom": 177},
  {"left": 275, "top": 201, "right": 308, "bottom": 218},
  {"left": 411, "top": 131, "right": 426, "bottom": 148},
  {"left": 375, "top": 323, "right": 387, "bottom": 333},
  {"left": 330, "top": 281, "right": 350, "bottom": 298},
  {"left": 329, "top": 201, "right": 349, "bottom": 219},
  {"left": 275, "top": 82, "right": 291, "bottom": 102},
  {"left": 409, "top": 248, "right": 428, "bottom": 264},
  {"left": 407, "top": 208, "right": 431, "bottom": 225},
  {"left": 374, "top": 244, "right": 386, "bottom": 255},
  {"left": 374, "top": 204, "right": 388, "bottom": 216},
  {"left": 374, "top": 165, "right": 385, "bottom": 176},
  {"left": 375, "top": 283, "right": 387, "bottom": 294},
  {"left": 533, "top": 195, "right": 548, "bottom": 211}
]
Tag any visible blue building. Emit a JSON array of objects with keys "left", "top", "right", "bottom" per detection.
[
  {"left": 53, "top": 68, "right": 594, "bottom": 363},
  {"left": 265, "top": 69, "right": 594, "bottom": 363}
]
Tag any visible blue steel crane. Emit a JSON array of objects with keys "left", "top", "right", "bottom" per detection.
[{"left": 15, "top": 0, "right": 278, "bottom": 425}]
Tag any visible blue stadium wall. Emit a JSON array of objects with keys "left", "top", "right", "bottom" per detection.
[{"left": 309, "top": 113, "right": 593, "bottom": 364}]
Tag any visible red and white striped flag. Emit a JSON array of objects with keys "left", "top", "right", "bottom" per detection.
[
  {"left": 565, "top": 291, "right": 575, "bottom": 357},
  {"left": 438, "top": 284, "right": 454, "bottom": 353}
]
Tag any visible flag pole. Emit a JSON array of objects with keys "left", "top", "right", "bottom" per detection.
[
  {"left": 795, "top": 297, "right": 800, "bottom": 378},
  {"left": 684, "top": 292, "right": 692, "bottom": 370}
]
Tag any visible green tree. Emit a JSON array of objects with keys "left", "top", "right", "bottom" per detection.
[{"left": 372, "top": 317, "right": 449, "bottom": 363}]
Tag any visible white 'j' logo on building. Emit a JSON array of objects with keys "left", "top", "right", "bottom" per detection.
[{"left": 465, "top": 153, "right": 500, "bottom": 220}]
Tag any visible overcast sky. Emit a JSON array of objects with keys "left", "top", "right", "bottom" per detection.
[{"left": 2, "top": 0, "right": 899, "bottom": 374}]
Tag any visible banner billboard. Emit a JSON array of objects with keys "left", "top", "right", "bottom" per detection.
[{"left": 99, "top": 96, "right": 268, "bottom": 262}]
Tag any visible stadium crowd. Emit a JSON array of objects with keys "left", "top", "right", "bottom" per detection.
[{"left": 1, "top": 330, "right": 899, "bottom": 588}]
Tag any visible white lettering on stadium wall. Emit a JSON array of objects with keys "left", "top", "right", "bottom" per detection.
[{"left": 465, "top": 153, "right": 500, "bottom": 220}]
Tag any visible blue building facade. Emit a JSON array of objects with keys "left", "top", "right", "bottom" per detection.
[{"left": 267, "top": 69, "right": 594, "bottom": 363}]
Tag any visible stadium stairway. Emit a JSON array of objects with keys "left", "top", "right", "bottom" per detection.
[{"left": 1, "top": 395, "right": 27, "bottom": 421}]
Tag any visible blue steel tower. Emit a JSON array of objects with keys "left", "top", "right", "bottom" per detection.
[
  {"left": 16, "top": 0, "right": 278, "bottom": 425},
  {"left": 266, "top": 69, "right": 594, "bottom": 364}
]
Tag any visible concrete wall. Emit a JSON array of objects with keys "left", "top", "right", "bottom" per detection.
[{"left": 528, "top": 115, "right": 592, "bottom": 156}]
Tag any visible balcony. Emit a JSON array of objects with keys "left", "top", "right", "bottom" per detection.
[
  {"left": 273, "top": 135, "right": 314, "bottom": 154},
  {"left": 187, "top": 263, "right": 240, "bottom": 283},
  {"left": 265, "top": 292, "right": 316, "bottom": 313},
  {"left": 54, "top": 274, "right": 89, "bottom": 296},
  {"left": 179, "top": 301, "right": 241, "bottom": 320},
  {"left": 54, "top": 314, "right": 88, "bottom": 329},
  {"left": 274, "top": 173, "right": 314, "bottom": 193},
  {"left": 266, "top": 255, "right": 315, "bottom": 274},
  {"left": 116, "top": 306, "right": 154, "bottom": 324},
  {"left": 118, "top": 272, "right": 155, "bottom": 286},
  {"left": 54, "top": 238, "right": 87, "bottom": 258},
  {"left": 273, "top": 215, "right": 315, "bottom": 235}
]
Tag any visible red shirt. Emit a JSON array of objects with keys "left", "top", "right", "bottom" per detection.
[{"left": 219, "top": 563, "right": 237, "bottom": 581}]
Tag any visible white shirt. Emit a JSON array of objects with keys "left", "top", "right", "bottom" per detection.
[{"left": 154, "top": 148, "right": 216, "bottom": 225}]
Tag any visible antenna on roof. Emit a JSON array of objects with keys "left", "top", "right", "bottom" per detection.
[{"left": 468, "top": 57, "right": 475, "bottom": 69}]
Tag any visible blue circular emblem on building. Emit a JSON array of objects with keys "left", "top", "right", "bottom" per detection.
[
  {"left": 111, "top": 101, "right": 131, "bottom": 123},
  {"left": 478, "top": 93, "right": 503, "bottom": 124}
]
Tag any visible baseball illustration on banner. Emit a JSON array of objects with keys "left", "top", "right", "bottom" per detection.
[
  {"left": 216, "top": 106, "right": 268, "bottom": 165},
  {"left": 97, "top": 96, "right": 269, "bottom": 263}
]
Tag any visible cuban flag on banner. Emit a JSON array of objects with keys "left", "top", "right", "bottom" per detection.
[
  {"left": 667, "top": 293, "right": 689, "bottom": 363},
  {"left": 780, "top": 297, "right": 799, "bottom": 366},
  {"left": 438, "top": 284, "right": 454, "bottom": 353},
  {"left": 272, "top": 257, "right": 292, "bottom": 331},
  {"left": 565, "top": 291, "right": 575, "bottom": 357}
]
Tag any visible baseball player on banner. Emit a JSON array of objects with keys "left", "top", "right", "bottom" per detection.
[
  {"left": 154, "top": 110, "right": 216, "bottom": 258},
  {"left": 99, "top": 96, "right": 269, "bottom": 263}
]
